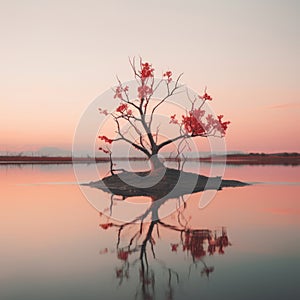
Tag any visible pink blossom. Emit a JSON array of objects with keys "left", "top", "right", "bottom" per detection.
[
  {"left": 114, "top": 86, "right": 123, "bottom": 99},
  {"left": 169, "top": 114, "right": 179, "bottom": 124},
  {"left": 138, "top": 85, "right": 153, "bottom": 99},
  {"left": 163, "top": 70, "right": 172, "bottom": 83},
  {"left": 98, "top": 108, "right": 109, "bottom": 115},
  {"left": 98, "top": 135, "right": 113, "bottom": 144},
  {"left": 140, "top": 62, "right": 154, "bottom": 79}
]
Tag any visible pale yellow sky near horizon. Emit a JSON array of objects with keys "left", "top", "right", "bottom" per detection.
[{"left": 0, "top": 0, "right": 299, "bottom": 153}]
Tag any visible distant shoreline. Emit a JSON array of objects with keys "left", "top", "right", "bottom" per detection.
[
  {"left": 0, "top": 153, "right": 299, "bottom": 165},
  {"left": 200, "top": 153, "right": 300, "bottom": 166}
]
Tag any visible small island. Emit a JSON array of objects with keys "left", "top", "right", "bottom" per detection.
[
  {"left": 81, "top": 58, "right": 249, "bottom": 198},
  {"left": 86, "top": 166, "right": 248, "bottom": 199}
]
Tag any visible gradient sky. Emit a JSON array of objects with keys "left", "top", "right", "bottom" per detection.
[{"left": 0, "top": 0, "right": 299, "bottom": 153}]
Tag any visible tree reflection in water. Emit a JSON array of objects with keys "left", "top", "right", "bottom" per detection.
[{"left": 98, "top": 195, "right": 231, "bottom": 300}]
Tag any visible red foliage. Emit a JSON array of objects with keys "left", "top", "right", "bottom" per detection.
[
  {"left": 99, "top": 135, "right": 113, "bottom": 144},
  {"left": 99, "top": 223, "right": 113, "bottom": 230},
  {"left": 99, "top": 147, "right": 110, "bottom": 154},
  {"left": 192, "top": 108, "right": 205, "bottom": 119},
  {"left": 116, "top": 103, "right": 132, "bottom": 116},
  {"left": 116, "top": 268, "right": 123, "bottom": 278},
  {"left": 137, "top": 85, "right": 153, "bottom": 99},
  {"left": 182, "top": 114, "right": 205, "bottom": 135},
  {"left": 116, "top": 103, "right": 128, "bottom": 113},
  {"left": 117, "top": 250, "right": 129, "bottom": 261},
  {"left": 198, "top": 88, "right": 212, "bottom": 101},
  {"left": 163, "top": 70, "right": 172, "bottom": 83},
  {"left": 218, "top": 247, "right": 225, "bottom": 255},
  {"left": 113, "top": 85, "right": 129, "bottom": 100},
  {"left": 202, "top": 92, "right": 212, "bottom": 101},
  {"left": 171, "top": 243, "right": 179, "bottom": 252},
  {"left": 140, "top": 62, "right": 154, "bottom": 80},
  {"left": 114, "top": 86, "right": 123, "bottom": 99},
  {"left": 208, "top": 240, "right": 216, "bottom": 256},
  {"left": 98, "top": 108, "right": 109, "bottom": 115},
  {"left": 169, "top": 107, "right": 230, "bottom": 137},
  {"left": 182, "top": 231, "right": 207, "bottom": 260},
  {"left": 169, "top": 114, "right": 178, "bottom": 124},
  {"left": 217, "top": 115, "right": 231, "bottom": 135}
]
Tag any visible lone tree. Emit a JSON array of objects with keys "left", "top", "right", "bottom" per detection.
[{"left": 98, "top": 58, "right": 230, "bottom": 172}]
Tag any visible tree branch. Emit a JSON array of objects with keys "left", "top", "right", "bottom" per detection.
[
  {"left": 149, "top": 73, "right": 184, "bottom": 129},
  {"left": 113, "top": 118, "right": 151, "bottom": 157}
]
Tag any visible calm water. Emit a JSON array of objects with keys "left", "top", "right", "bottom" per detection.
[{"left": 1, "top": 163, "right": 300, "bottom": 300}]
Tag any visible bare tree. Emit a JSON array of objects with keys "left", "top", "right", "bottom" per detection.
[{"left": 98, "top": 58, "right": 230, "bottom": 171}]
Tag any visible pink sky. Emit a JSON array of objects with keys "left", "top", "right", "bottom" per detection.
[{"left": 0, "top": 0, "right": 299, "bottom": 153}]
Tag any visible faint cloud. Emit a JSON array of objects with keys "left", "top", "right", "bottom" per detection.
[
  {"left": 266, "top": 208, "right": 300, "bottom": 216},
  {"left": 268, "top": 102, "right": 300, "bottom": 110}
]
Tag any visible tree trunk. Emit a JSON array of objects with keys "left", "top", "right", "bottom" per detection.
[{"left": 149, "top": 154, "right": 164, "bottom": 170}]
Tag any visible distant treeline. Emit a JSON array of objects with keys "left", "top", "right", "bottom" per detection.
[
  {"left": 201, "top": 152, "right": 300, "bottom": 166},
  {"left": 234, "top": 152, "right": 300, "bottom": 157},
  {"left": 0, "top": 153, "right": 299, "bottom": 165},
  {"left": 0, "top": 156, "right": 146, "bottom": 164}
]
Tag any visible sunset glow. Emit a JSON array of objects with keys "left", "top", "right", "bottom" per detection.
[
  {"left": 0, "top": 0, "right": 299, "bottom": 154},
  {"left": 1, "top": 2, "right": 299, "bottom": 299}
]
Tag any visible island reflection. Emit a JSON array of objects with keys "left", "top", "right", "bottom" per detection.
[{"left": 98, "top": 194, "right": 231, "bottom": 300}]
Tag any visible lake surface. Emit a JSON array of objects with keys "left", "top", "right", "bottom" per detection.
[{"left": 1, "top": 163, "right": 300, "bottom": 300}]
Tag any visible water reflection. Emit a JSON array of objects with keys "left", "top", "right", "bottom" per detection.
[
  {"left": 1, "top": 164, "right": 299, "bottom": 299},
  {"left": 98, "top": 195, "right": 230, "bottom": 300}
]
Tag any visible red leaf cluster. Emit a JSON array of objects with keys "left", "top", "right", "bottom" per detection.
[
  {"left": 113, "top": 85, "right": 129, "bottom": 100},
  {"left": 99, "top": 223, "right": 113, "bottom": 230},
  {"left": 116, "top": 103, "right": 132, "bottom": 115},
  {"left": 99, "top": 147, "right": 110, "bottom": 154},
  {"left": 169, "top": 114, "right": 178, "bottom": 124},
  {"left": 115, "top": 268, "right": 123, "bottom": 278},
  {"left": 217, "top": 115, "right": 231, "bottom": 135},
  {"left": 114, "top": 86, "right": 123, "bottom": 99},
  {"left": 98, "top": 135, "right": 113, "bottom": 144},
  {"left": 140, "top": 62, "right": 154, "bottom": 79},
  {"left": 208, "top": 233, "right": 229, "bottom": 255},
  {"left": 182, "top": 231, "right": 206, "bottom": 259},
  {"left": 202, "top": 92, "right": 212, "bottom": 101},
  {"left": 137, "top": 85, "right": 153, "bottom": 99},
  {"left": 163, "top": 70, "right": 172, "bottom": 83},
  {"left": 182, "top": 113, "right": 206, "bottom": 135},
  {"left": 98, "top": 108, "right": 109, "bottom": 115},
  {"left": 171, "top": 243, "right": 179, "bottom": 252},
  {"left": 170, "top": 107, "right": 230, "bottom": 136},
  {"left": 117, "top": 250, "right": 130, "bottom": 261},
  {"left": 116, "top": 103, "right": 128, "bottom": 113},
  {"left": 181, "top": 229, "right": 230, "bottom": 258},
  {"left": 206, "top": 114, "right": 231, "bottom": 135}
]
